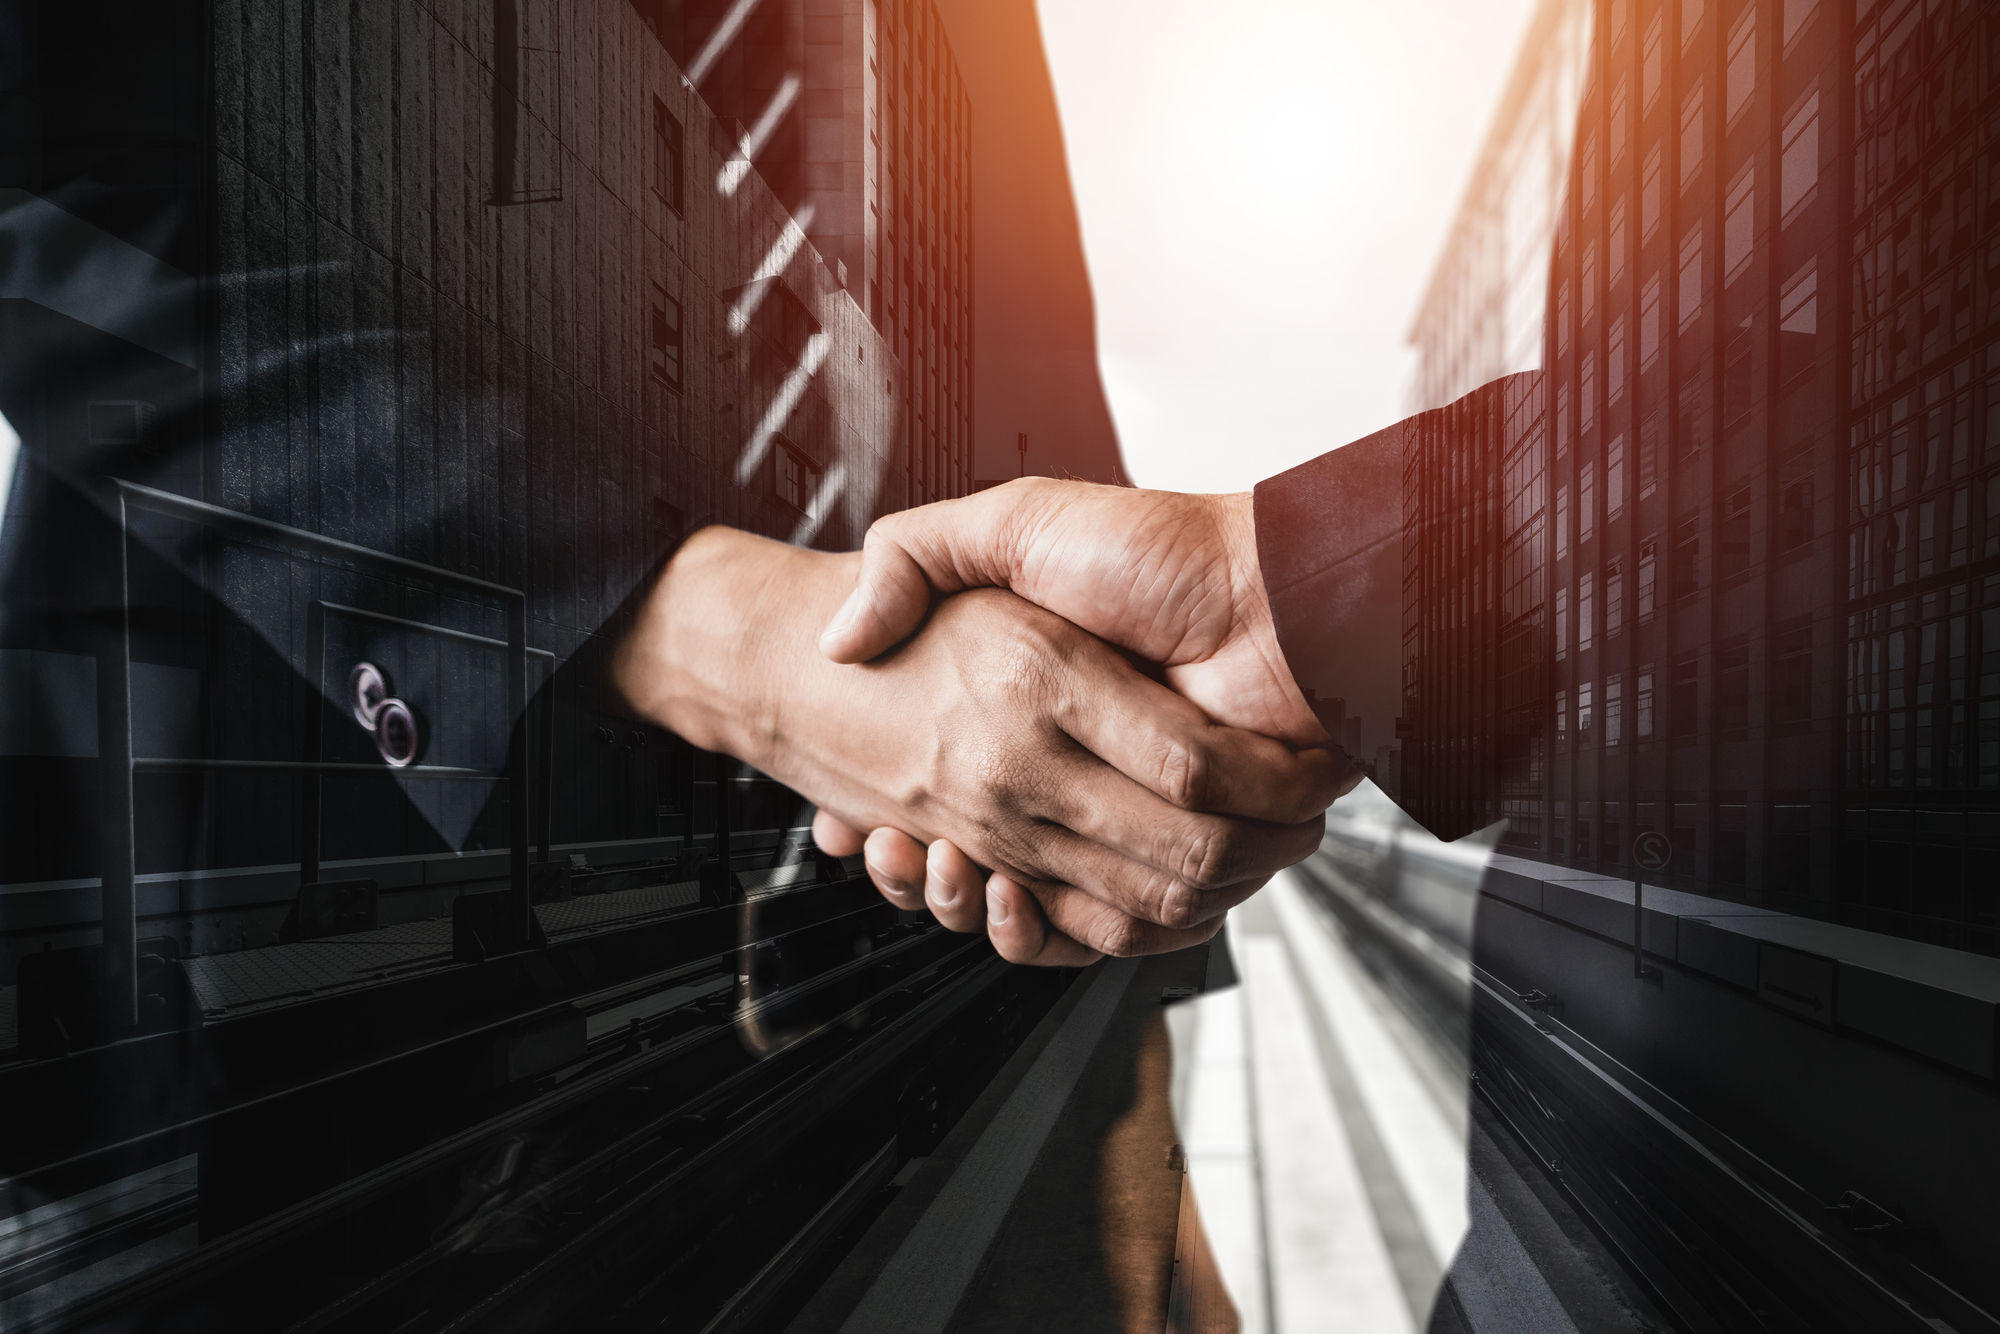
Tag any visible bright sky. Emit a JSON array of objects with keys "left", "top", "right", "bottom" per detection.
[{"left": 1035, "top": 0, "right": 1542, "bottom": 494}]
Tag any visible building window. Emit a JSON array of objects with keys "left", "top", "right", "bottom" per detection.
[
  {"left": 1724, "top": 323, "right": 1756, "bottom": 423},
  {"left": 1673, "top": 514, "right": 1701, "bottom": 598},
  {"left": 1557, "top": 585, "right": 1570, "bottom": 657},
  {"left": 1676, "top": 366, "right": 1710, "bottom": 461},
  {"left": 1608, "top": 318, "right": 1627, "bottom": 404},
  {"left": 1779, "top": 259, "right": 1818, "bottom": 381},
  {"left": 1605, "top": 674, "right": 1624, "bottom": 746},
  {"left": 1779, "top": 473, "right": 1814, "bottom": 550},
  {"left": 1579, "top": 571, "right": 1596, "bottom": 651},
  {"left": 1641, "top": 146, "right": 1663, "bottom": 240},
  {"left": 1682, "top": 0, "right": 1705, "bottom": 48},
  {"left": 1679, "top": 82, "right": 1704, "bottom": 191},
  {"left": 653, "top": 97, "right": 684, "bottom": 213},
  {"left": 649, "top": 283, "right": 683, "bottom": 389},
  {"left": 1581, "top": 137, "right": 1597, "bottom": 214},
  {"left": 1642, "top": 16, "right": 1664, "bottom": 110},
  {"left": 1638, "top": 541, "right": 1658, "bottom": 619},
  {"left": 1581, "top": 462, "right": 1597, "bottom": 542},
  {"left": 1557, "top": 688, "right": 1569, "bottom": 739},
  {"left": 1610, "top": 80, "right": 1629, "bottom": 163},
  {"left": 1720, "top": 484, "right": 1754, "bottom": 581},
  {"left": 1772, "top": 627, "right": 1812, "bottom": 722},
  {"left": 1716, "top": 646, "right": 1751, "bottom": 731},
  {"left": 1678, "top": 224, "right": 1703, "bottom": 331},
  {"left": 775, "top": 439, "right": 821, "bottom": 512},
  {"left": 1784, "top": 0, "right": 1818, "bottom": 47},
  {"left": 1781, "top": 91, "right": 1819, "bottom": 220},
  {"left": 1557, "top": 484, "right": 1572, "bottom": 557},
  {"left": 1581, "top": 244, "right": 1597, "bottom": 325},
  {"left": 1639, "top": 412, "right": 1661, "bottom": 498},
  {"left": 1609, "top": 198, "right": 1628, "bottom": 286},
  {"left": 1640, "top": 276, "right": 1662, "bottom": 369},
  {"left": 1726, "top": 6, "right": 1756, "bottom": 124},
  {"left": 1724, "top": 165, "right": 1755, "bottom": 284},
  {"left": 1607, "top": 435, "right": 1626, "bottom": 519},
  {"left": 1557, "top": 283, "right": 1571, "bottom": 355},
  {"left": 1637, "top": 669, "right": 1656, "bottom": 738},
  {"left": 1579, "top": 679, "right": 1595, "bottom": 736},
  {"left": 1671, "top": 659, "right": 1700, "bottom": 738},
  {"left": 1581, "top": 355, "right": 1597, "bottom": 433},
  {"left": 1606, "top": 560, "right": 1624, "bottom": 638}
]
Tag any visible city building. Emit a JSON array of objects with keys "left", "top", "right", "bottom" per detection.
[
  {"left": 1405, "top": 0, "right": 1595, "bottom": 414},
  {"left": 1402, "top": 0, "right": 2000, "bottom": 954},
  {"left": 0, "top": 0, "right": 972, "bottom": 974}
]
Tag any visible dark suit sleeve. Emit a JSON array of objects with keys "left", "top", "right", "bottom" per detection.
[{"left": 1252, "top": 423, "right": 1408, "bottom": 751}]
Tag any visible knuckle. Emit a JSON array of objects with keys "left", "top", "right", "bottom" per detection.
[
  {"left": 1153, "top": 738, "right": 1212, "bottom": 811},
  {"left": 1173, "top": 821, "right": 1237, "bottom": 891},
  {"left": 1154, "top": 882, "right": 1206, "bottom": 930},
  {"left": 1093, "top": 914, "right": 1149, "bottom": 959}
]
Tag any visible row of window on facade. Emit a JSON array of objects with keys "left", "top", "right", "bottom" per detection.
[
  {"left": 1542, "top": 393, "right": 1999, "bottom": 633},
  {"left": 1554, "top": 638, "right": 1808, "bottom": 747},
  {"left": 1544, "top": 796, "right": 1783, "bottom": 885}
]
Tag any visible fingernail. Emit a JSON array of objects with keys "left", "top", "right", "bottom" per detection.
[
  {"left": 869, "top": 865, "right": 913, "bottom": 899},
  {"left": 986, "top": 884, "right": 1011, "bottom": 925},
  {"left": 821, "top": 589, "right": 862, "bottom": 645},
  {"left": 927, "top": 873, "right": 959, "bottom": 910}
]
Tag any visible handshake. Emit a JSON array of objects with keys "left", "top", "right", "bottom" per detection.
[{"left": 612, "top": 478, "right": 1357, "bottom": 967}]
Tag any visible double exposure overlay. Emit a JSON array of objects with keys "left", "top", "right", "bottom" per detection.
[{"left": 2, "top": 0, "right": 1999, "bottom": 1331}]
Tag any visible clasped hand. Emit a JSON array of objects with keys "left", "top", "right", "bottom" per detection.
[{"left": 613, "top": 480, "right": 1352, "bottom": 966}]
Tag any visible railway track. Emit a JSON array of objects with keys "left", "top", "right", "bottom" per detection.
[
  {"left": 1297, "top": 808, "right": 2000, "bottom": 1334},
  {"left": 2, "top": 863, "right": 1075, "bottom": 1334}
]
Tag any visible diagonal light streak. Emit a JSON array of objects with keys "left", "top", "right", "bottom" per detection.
[
  {"left": 727, "top": 203, "right": 816, "bottom": 336},
  {"left": 788, "top": 460, "right": 845, "bottom": 547},
  {"left": 0, "top": 408, "right": 18, "bottom": 528},
  {"left": 684, "top": 0, "right": 760, "bottom": 88},
  {"left": 718, "top": 73, "right": 802, "bottom": 197},
  {"left": 737, "top": 332, "right": 830, "bottom": 487}
]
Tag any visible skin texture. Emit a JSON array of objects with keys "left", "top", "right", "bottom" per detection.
[
  {"left": 814, "top": 478, "right": 1349, "bottom": 955},
  {"left": 611, "top": 524, "right": 1347, "bottom": 964}
]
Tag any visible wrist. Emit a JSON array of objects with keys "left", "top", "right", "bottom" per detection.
[
  {"left": 1212, "top": 490, "right": 1324, "bottom": 745},
  {"left": 614, "top": 527, "right": 809, "bottom": 765}
]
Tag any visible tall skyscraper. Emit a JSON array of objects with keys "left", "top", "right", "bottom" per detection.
[{"left": 1403, "top": 0, "right": 2000, "bottom": 954}]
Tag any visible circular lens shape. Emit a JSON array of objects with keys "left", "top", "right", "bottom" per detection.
[
  {"left": 350, "top": 662, "right": 389, "bottom": 730},
  {"left": 373, "top": 698, "right": 421, "bottom": 768}
]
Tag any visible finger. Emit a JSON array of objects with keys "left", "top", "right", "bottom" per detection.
[
  {"left": 985, "top": 872, "right": 1104, "bottom": 967},
  {"left": 1003, "top": 815, "right": 1282, "bottom": 931},
  {"left": 862, "top": 826, "right": 927, "bottom": 912},
  {"left": 1011, "top": 870, "right": 1235, "bottom": 959},
  {"left": 924, "top": 839, "right": 989, "bottom": 933},
  {"left": 818, "top": 526, "right": 947, "bottom": 663},
  {"left": 810, "top": 808, "right": 865, "bottom": 858},
  {"left": 1051, "top": 638, "right": 1349, "bottom": 825},
  {"left": 990, "top": 743, "right": 1320, "bottom": 926}
]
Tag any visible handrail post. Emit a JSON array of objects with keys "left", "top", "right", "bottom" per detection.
[
  {"left": 100, "top": 491, "right": 139, "bottom": 1032},
  {"left": 301, "top": 599, "right": 325, "bottom": 887},
  {"left": 507, "top": 596, "right": 530, "bottom": 940}
]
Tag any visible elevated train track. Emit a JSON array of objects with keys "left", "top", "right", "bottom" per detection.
[
  {"left": 1303, "top": 791, "right": 2000, "bottom": 1334},
  {"left": 0, "top": 851, "right": 1075, "bottom": 1334}
]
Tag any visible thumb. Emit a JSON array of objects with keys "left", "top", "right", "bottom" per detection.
[{"left": 818, "top": 523, "right": 939, "bottom": 662}]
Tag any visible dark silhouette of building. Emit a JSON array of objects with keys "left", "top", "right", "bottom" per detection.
[
  {"left": 1401, "top": 0, "right": 2000, "bottom": 955},
  {"left": 0, "top": 0, "right": 970, "bottom": 984}
]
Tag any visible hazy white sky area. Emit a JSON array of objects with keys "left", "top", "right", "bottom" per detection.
[{"left": 1035, "top": 0, "right": 1541, "bottom": 494}]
